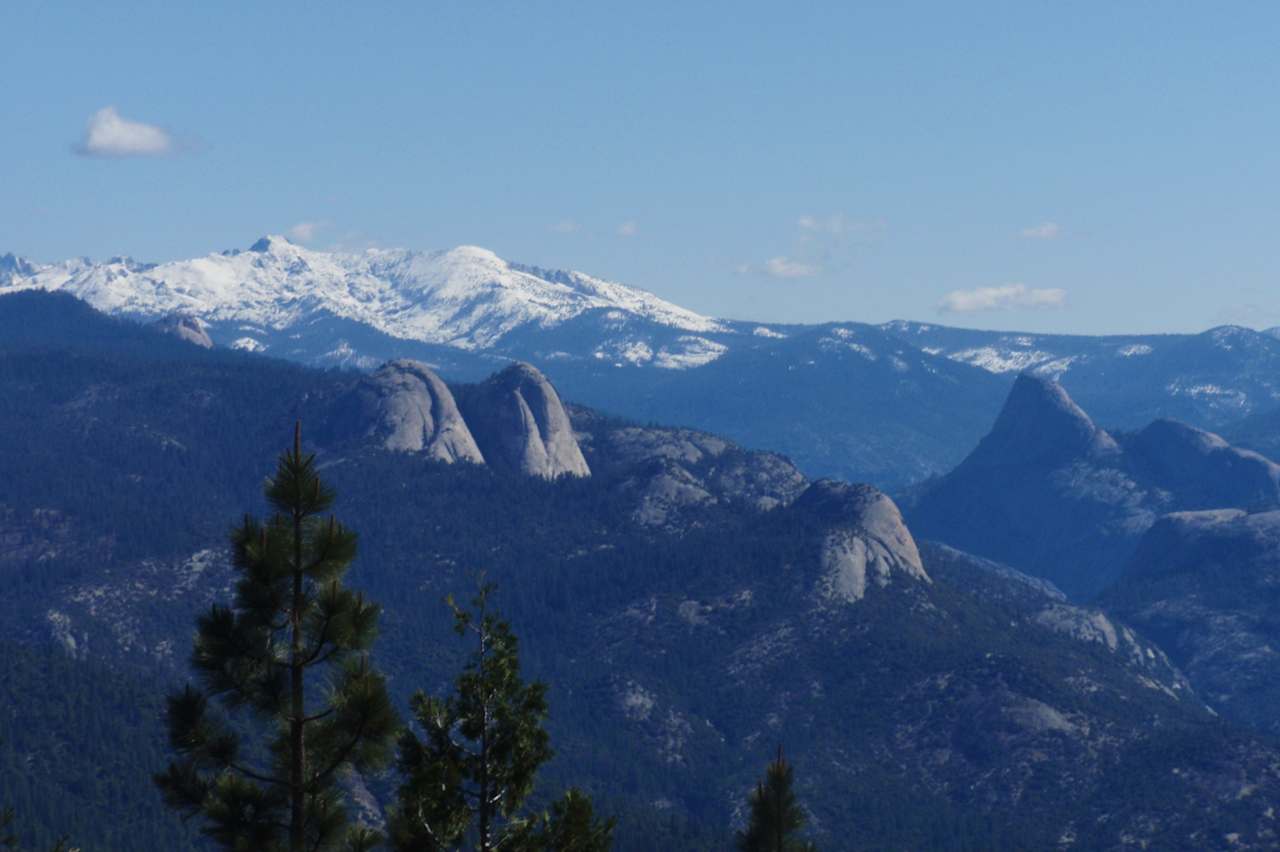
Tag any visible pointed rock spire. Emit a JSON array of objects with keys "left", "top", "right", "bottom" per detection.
[{"left": 964, "top": 373, "right": 1116, "bottom": 469}]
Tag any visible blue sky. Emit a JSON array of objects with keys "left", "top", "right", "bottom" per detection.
[{"left": 3, "top": 1, "right": 1279, "bottom": 333}]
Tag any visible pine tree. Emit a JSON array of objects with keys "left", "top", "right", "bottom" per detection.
[
  {"left": 737, "top": 747, "right": 816, "bottom": 852},
  {"left": 155, "top": 424, "right": 399, "bottom": 852},
  {"left": 389, "top": 582, "right": 614, "bottom": 851},
  {"left": 507, "top": 788, "right": 614, "bottom": 852}
]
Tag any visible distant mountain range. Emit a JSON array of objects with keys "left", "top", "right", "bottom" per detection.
[
  {"left": 6, "top": 239, "right": 1280, "bottom": 489},
  {"left": 7, "top": 291, "right": 1280, "bottom": 849}
]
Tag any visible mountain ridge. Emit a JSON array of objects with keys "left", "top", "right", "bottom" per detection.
[
  {"left": 907, "top": 374, "right": 1280, "bottom": 598},
  {"left": 9, "top": 244, "right": 1280, "bottom": 493}
]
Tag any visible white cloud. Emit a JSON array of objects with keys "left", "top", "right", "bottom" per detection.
[
  {"left": 938, "top": 283, "right": 1067, "bottom": 313},
  {"left": 1019, "top": 221, "right": 1061, "bottom": 239},
  {"left": 287, "top": 221, "right": 324, "bottom": 243},
  {"left": 76, "top": 106, "right": 173, "bottom": 157},
  {"left": 550, "top": 220, "right": 581, "bottom": 234},
  {"left": 764, "top": 256, "right": 820, "bottom": 279},
  {"left": 797, "top": 213, "right": 883, "bottom": 238},
  {"left": 616, "top": 220, "right": 638, "bottom": 238}
]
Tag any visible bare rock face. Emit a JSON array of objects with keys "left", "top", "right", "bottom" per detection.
[
  {"left": 570, "top": 413, "right": 808, "bottom": 528},
  {"left": 462, "top": 362, "right": 590, "bottom": 479},
  {"left": 794, "top": 480, "right": 929, "bottom": 605},
  {"left": 339, "top": 360, "right": 484, "bottom": 463},
  {"left": 150, "top": 314, "right": 213, "bottom": 349},
  {"left": 1105, "top": 509, "right": 1280, "bottom": 735},
  {"left": 964, "top": 373, "right": 1118, "bottom": 469}
]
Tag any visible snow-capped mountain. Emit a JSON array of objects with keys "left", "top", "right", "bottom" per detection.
[
  {"left": 6, "top": 238, "right": 1280, "bottom": 491},
  {"left": 0, "top": 237, "right": 721, "bottom": 354}
]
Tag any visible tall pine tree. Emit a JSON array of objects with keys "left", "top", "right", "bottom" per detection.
[
  {"left": 389, "top": 582, "right": 613, "bottom": 851},
  {"left": 737, "top": 747, "right": 817, "bottom": 852},
  {"left": 155, "top": 424, "right": 398, "bottom": 852}
]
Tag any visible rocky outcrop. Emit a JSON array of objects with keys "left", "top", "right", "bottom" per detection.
[
  {"left": 333, "top": 360, "right": 484, "bottom": 463},
  {"left": 962, "top": 373, "right": 1117, "bottom": 469},
  {"left": 921, "top": 541, "right": 1193, "bottom": 702},
  {"left": 1105, "top": 509, "right": 1280, "bottom": 735},
  {"left": 794, "top": 480, "right": 929, "bottom": 604},
  {"left": 569, "top": 412, "right": 808, "bottom": 528},
  {"left": 461, "top": 362, "right": 590, "bottom": 479},
  {"left": 908, "top": 375, "right": 1280, "bottom": 599},
  {"left": 150, "top": 314, "right": 213, "bottom": 349}
]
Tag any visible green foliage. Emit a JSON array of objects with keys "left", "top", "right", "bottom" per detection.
[
  {"left": 390, "top": 584, "right": 612, "bottom": 852},
  {"left": 736, "top": 749, "right": 815, "bottom": 852},
  {"left": 506, "top": 789, "right": 615, "bottom": 852},
  {"left": 154, "top": 428, "right": 398, "bottom": 852}
]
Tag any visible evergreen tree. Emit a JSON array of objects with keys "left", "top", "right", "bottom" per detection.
[
  {"left": 507, "top": 789, "right": 614, "bottom": 852},
  {"left": 155, "top": 424, "right": 399, "bottom": 852},
  {"left": 737, "top": 748, "right": 816, "bottom": 852},
  {"left": 389, "top": 582, "right": 613, "bottom": 851}
]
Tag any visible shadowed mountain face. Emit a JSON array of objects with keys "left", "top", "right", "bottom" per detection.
[
  {"left": 959, "top": 371, "right": 1119, "bottom": 469},
  {"left": 906, "top": 374, "right": 1280, "bottom": 599},
  {"left": 1104, "top": 509, "right": 1280, "bottom": 737},
  {"left": 1225, "top": 405, "right": 1280, "bottom": 464},
  {"left": 10, "top": 292, "right": 1280, "bottom": 848}
]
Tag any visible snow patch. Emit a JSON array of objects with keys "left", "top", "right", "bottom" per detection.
[
  {"left": 949, "top": 346, "right": 1055, "bottom": 373},
  {"left": 653, "top": 336, "right": 727, "bottom": 369}
]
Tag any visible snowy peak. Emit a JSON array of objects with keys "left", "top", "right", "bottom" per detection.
[
  {"left": 0, "top": 240, "right": 720, "bottom": 352},
  {"left": 246, "top": 234, "right": 300, "bottom": 255},
  {"left": 966, "top": 374, "right": 1117, "bottom": 468},
  {"left": 0, "top": 253, "right": 39, "bottom": 283}
]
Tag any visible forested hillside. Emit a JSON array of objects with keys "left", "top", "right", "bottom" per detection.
[{"left": 5, "top": 292, "right": 1280, "bottom": 850}]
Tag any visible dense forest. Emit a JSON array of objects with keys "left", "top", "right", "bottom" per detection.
[{"left": 4, "top": 292, "right": 1280, "bottom": 849}]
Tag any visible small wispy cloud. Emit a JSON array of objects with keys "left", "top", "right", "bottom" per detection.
[
  {"left": 763, "top": 256, "right": 820, "bottom": 279},
  {"left": 739, "top": 213, "right": 878, "bottom": 281},
  {"left": 796, "top": 214, "right": 880, "bottom": 237},
  {"left": 939, "top": 283, "right": 1067, "bottom": 313},
  {"left": 550, "top": 220, "right": 581, "bottom": 234},
  {"left": 75, "top": 106, "right": 173, "bottom": 158},
  {"left": 1019, "top": 221, "right": 1061, "bottom": 240},
  {"left": 616, "top": 220, "right": 638, "bottom": 238},
  {"left": 288, "top": 221, "right": 325, "bottom": 243}
]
